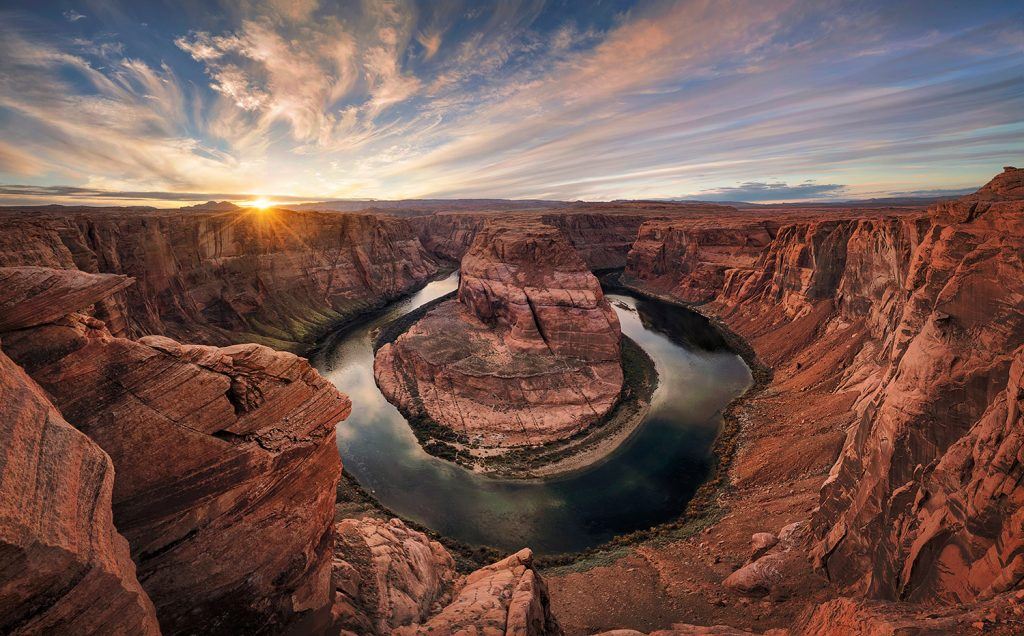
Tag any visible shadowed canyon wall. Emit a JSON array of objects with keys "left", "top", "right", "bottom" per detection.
[{"left": 0, "top": 208, "right": 439, "bottom": 351}]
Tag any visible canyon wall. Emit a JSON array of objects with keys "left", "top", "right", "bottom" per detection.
[
  {"left": 624, "top": 220, "right": 778, "bottom": 303},
  {"left": 413, "top": 202, "right": 736, "bottom": 270},
  {"left": 0, "top": 207, "right": 439, "bottom": 351},
  {"left": 623, "top": 168, "right": 1024, "bottom": 610},
  {"left": 0, "top": 266, "right": 351, "bottom": 634},
  {"left": 376, "top": 221, "right": 623, "bottom": 447},
  {"left": 0, "top": 347, "right": 160, "bottom": 635}
]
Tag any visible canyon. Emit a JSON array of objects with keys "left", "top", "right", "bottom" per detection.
[{"left": 0, "top": 168, "right": 1021, "bottom": 635}]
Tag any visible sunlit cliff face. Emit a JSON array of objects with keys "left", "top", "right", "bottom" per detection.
[{"left": 0, "top": 1, "right": 1021, "bottom": 206}]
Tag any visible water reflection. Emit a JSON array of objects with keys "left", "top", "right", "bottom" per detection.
[{"left": 314, "top": 272, "right": 751, "bottom": 554}]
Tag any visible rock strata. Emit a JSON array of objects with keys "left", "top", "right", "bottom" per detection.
[
  {"left": 393, "top": 548, "right": 562, "bottom": 636},
  {"left": 0, "top": 266, "right": 351, "bottom": 634},
  {"left": 332, "top": 518, "right": 457, "bottom": 635},
  {"left": 375, "top": 221, "right": 623, "bottom": 447},
  {"left": 0, "top": 207, "right": 438, "bottom": 350},
  {"left": 0, "top": 348, "right": 160, "bottom": 635}
]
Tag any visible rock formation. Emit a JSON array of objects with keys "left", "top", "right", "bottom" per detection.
[
  {"left": 0, "top": 348, "right": 160, "bottom": 635},
  {"left": 332, "top": 517, "right": 560, "bottom": 636},
  {"left": 393, "top": 548, "right": 561, "bottom": 636},
  {"left": 375, "top": 221, "right": 623, "bottom": 447},
  {"left": 0, "top": 266, "right": 351, "bottom": 634},
  {"left": 624, "top": 220, "right": 777, "bottom": 303},
  {"left": 413, "top": 202, "right": 737, "bottom": 270},
  {"left": 0, "top": 207, "right": 438, "bottom": 350},
  {"left": 809, "top": 168, "right": 1024, "bottom": 603},
  {"left": 332, "top": 517, "right": 457, "bottom": 635}
]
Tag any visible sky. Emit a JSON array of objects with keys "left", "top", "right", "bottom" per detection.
[{"left": 0, "top": 0, "right": 1021, "bottom": 207}]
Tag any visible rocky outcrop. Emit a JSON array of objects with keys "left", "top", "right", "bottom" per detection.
[
  {"left": 0, "top": 348, "right": 160, "bottom": 635},
  {"left": 799, "top": 593, "right": 1024, "bottom": 635},
  {"left": 332, "top": 518, "right": 457, "bottom": 635},
  {"left": 375, "top": 221, "right": 623, "bottom": 447},
  {"left": 332, "top": 518, "right": 560, "bottom": 636},
  {"left": 0, "top": 266, "right": 134, "bottom": 332},
  {"left": 394, "top": 548, "right": 561, "bottom": 636},
  {"left": 0, "top": 207, "right": 439, "bottom": 350},
  {"left": 0, "top": 266, "right": 351, "bottom": 634},
  {"left": 723, "top": 522, "right": 805, "bottom": 597}
]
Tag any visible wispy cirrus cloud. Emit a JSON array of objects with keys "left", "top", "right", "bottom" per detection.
[{"left": 0, "top": 0, "right": 1021, "bottom": 207}]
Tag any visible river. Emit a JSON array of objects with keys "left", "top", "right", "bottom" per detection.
[{"left": 313, "top": 272, "right": 751, "bottom": 554}]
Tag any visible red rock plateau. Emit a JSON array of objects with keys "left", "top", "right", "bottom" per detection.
[
  {"left": 375, "top": 220, "right": 624, "bottom": 447},
  {"left": 2, "top": 169, "right": 1023, "bottom": 635}
]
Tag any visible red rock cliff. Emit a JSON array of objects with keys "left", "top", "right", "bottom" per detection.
[
  {"left": 0, "top": 347, "right": 160, "bottom": 635},
  {"left": 0, "top": 207, "right": 439, "bottom": 350},
  {"left": 0, "top": 266, "right": 352, "bottom": 634},
  {"left": 623, "top": 168, "right": 1024, "bottom": 609},
  {"left": 413, "top": 202, "right": 735, "bottom": 270}
]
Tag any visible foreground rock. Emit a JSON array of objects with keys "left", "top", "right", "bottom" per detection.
[
  {"left": 376, "top": 221, "right": 623, "bottom": 447},
  {"left": 332, "top": 518, "right": 457, "bottom": 634},
  {"left": 0, "top": 266, "right": 351, "bottom": 634},
  {"left": 0, "top": 348, "right": 160, "bottom": 635},
  {"left": 332, "top": 517, "right": 560, "bottom": 635},
  {"left": 394, "top": 548, "right": 561, "bottom": 636}
]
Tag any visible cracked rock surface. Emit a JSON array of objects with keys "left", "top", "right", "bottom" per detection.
[{"left": 375, "top": 221, "right": 623, "bottom": 447}]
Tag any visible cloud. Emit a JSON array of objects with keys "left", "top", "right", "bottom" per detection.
[
  {"left": 882, "top": 187, "right": 978, "bottom": 198},
  {"left": 2, "top": 1, "right": 1023, "bottom": 202},
  {"left": 0, "top": 25, "right": 260, "bottom": 194},
  {"left": 689, "top": 180, "right": 848, "bottom": 202},
  {"left": 63, "top": 10, "right": 86, "bottom": 22},
  {"left": 174, "top": 1, "right": 421, "bottom": 149}
]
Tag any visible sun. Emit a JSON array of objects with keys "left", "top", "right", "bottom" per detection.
[{"left": 248, "top": 197, "right": 274, "bottom": 210}]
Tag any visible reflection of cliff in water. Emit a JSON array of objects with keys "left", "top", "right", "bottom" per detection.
[{"left": 632, "top": 297, "right": 731, "bottom": 353}]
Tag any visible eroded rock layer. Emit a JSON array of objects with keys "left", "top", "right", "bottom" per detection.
[
  {"left": 412, "top": 201, "right": 737, "bottom": 269},
  {"left": 0, "top": 348, "right": 159, "bottom": 635},
  {"left": 620, "top": 168, "right": 1024, "bottom": 613},
  {"left": 394, "top": 548, "right": 562, "bottom": 636},
  {"left": 375, "top": 221, "right": 623, "bottom": 447},
  {"left": 331, "top": 517, "right": 561, "bottom": 636},
  {"left": 0, "top": 266, "right": 351, "bottom": 634},
  {"left": 0, "top": 207, "right": 438, "bottom": 350}
]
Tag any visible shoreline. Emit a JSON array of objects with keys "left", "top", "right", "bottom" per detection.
[{"left": 304, "top": 264, "right": 458, "bottom": 360}]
